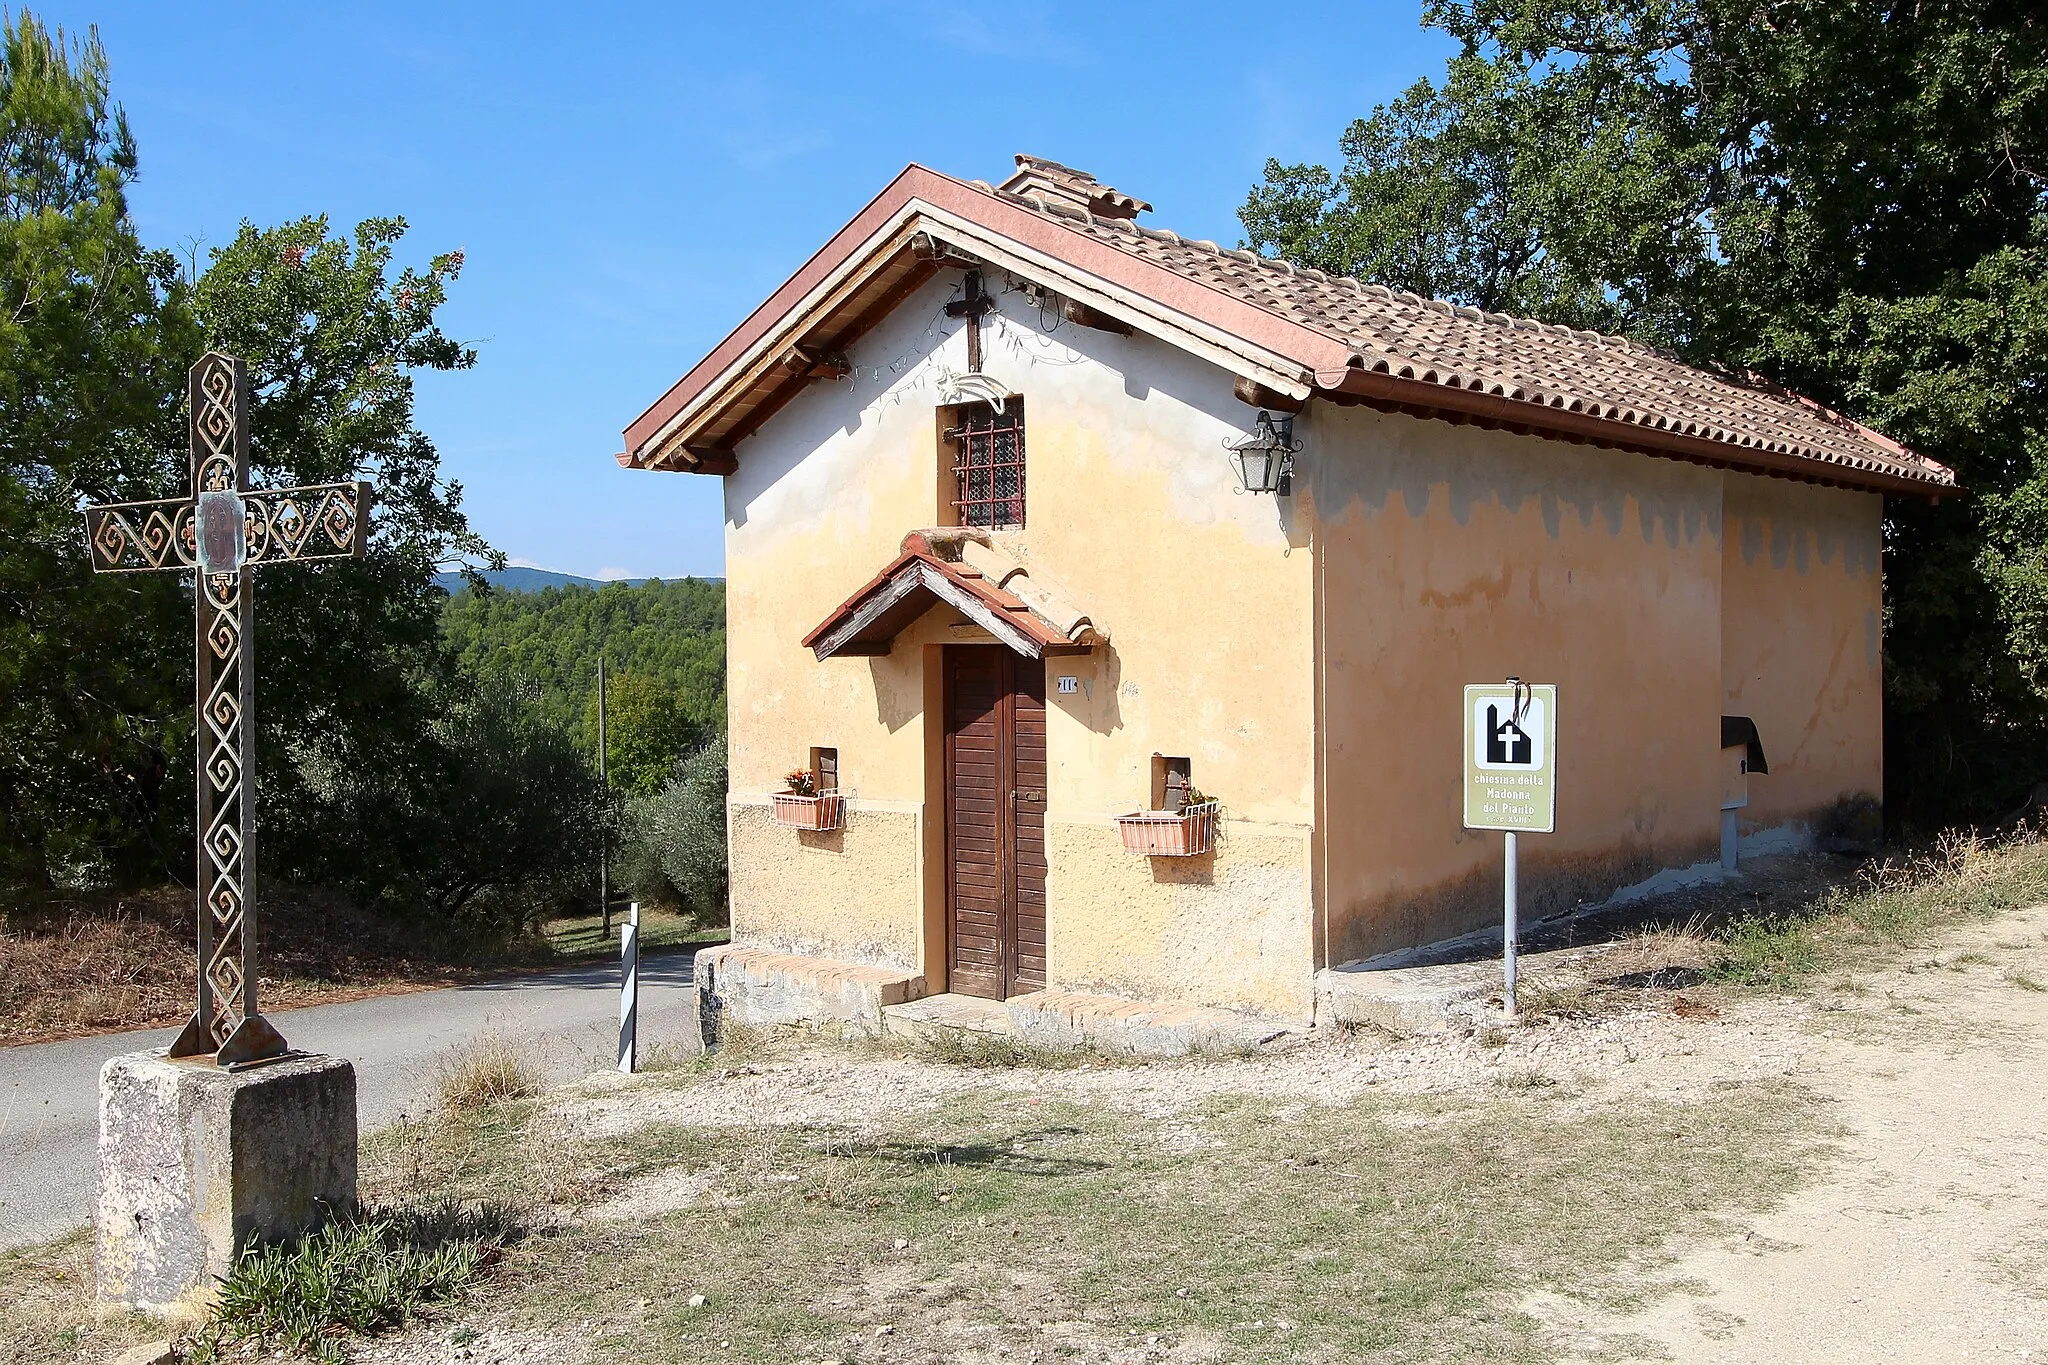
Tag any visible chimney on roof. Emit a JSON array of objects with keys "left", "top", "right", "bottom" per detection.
[{"left": 1000, "top": 154, "right": 1150, "bottom": 220}]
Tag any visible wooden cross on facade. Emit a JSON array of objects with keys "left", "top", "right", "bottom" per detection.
[
  {"left": 82, "top": 352, "right": 371, "bottom": 1066},
  {"left": 945, "top": 269, "right": 995, "bottom": 373}
]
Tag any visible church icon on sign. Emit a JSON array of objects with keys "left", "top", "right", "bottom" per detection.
[
  {"left": 1485, "top": 704, "right": 1533, "bottom": 765},
  {"left": 1471, "top": 691, "right": 1547, "bottom": 772}
]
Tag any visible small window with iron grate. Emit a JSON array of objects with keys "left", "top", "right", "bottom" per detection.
[{"left": 946, "top": 397, "right": 1025, "bottom": 528}]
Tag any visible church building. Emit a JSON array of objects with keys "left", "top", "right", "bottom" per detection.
[{"left": 619, "top": 155, "right": 1954, "bottom": 1041}]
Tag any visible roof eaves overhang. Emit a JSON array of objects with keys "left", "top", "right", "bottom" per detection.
[
  {"left": 1323, "top": 364, "right": 1960, "bottom": 499},
  {"left": 620, "top": 163, "right": 1957, "bottom": 500}
]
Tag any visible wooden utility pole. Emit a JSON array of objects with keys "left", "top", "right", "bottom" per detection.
[{"left": 598, "top": 655, "right": 611, "bottom": 937}]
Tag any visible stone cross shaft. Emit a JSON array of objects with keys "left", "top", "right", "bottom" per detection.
[{"left": 82, "top": 352, "right": 371, "bottom": 1066}]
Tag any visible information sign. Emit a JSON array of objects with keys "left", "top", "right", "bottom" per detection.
[{"left": 1463, "top": 682, "right": 1557, "bottom": 834}]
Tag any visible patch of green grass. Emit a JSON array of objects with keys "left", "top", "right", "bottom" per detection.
[
  {"left": 1711, "top": 913, "right": 1824, "bottom": 987},
  {"left": 1709, "top": 831, "right": 2048, "bottom": 990},
  {"left": 2007, "top": 972, "right": 2048, "bottom": 993},
  {"left": 190, "top": 1201, "right": 512, "bottom": 1365},
  {"left": 544, "top": 907, "right": 723, "bottom": 962}
]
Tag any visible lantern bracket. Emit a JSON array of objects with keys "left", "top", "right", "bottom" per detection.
[{"left": 1224, "top": 410, "right": 1301, "bottom": 495}]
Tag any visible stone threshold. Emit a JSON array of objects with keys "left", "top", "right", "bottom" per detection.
[{"left": 883, "top": 989, "right": 1302, "bottom": 1058}]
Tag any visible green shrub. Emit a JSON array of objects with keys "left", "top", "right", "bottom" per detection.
[
  {"left": 1710, "top": 914, "right": 1824, "bottom": 988},
  {"left": 192, "top": 1201, "right": 509, "bottom": 1364},
  {"left": 619, "top": 737, "right": 728, "bottom": 921}
]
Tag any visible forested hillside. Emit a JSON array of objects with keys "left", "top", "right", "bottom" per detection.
[
  {"left": 440, "top": 577, "right": 726, "bottom": 750},
  {"left": 439, "top": 578, "right": 730, "bottom": 921}
]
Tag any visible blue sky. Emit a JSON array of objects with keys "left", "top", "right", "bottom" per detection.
[{"left": 43, "top": 2, "right": 1454, "bottom": 580}]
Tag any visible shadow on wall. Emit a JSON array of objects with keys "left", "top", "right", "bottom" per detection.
[
  {"left": 1046, "top": 644, "right": 1125, "bottom": 738},
  {"left": 871, "top": 652, "right": 922, "bottom": 734},
  {"left": 798, "top": 826, "right": 845, "bottom": 854},
  {"left": 865, "top": 635, "right": 1128, "bottom": 737},
  {"left": 1309, "top": 404, "right": 1726, "bottom": 551},
  {"left": 1334, "top": 837, "right": 1706, "bottom": 967},
  {"left": 1812, "top": 794, "right": 1883, "bottom": 852},
  {"left": 1149, "top": 844, "right": 1216, "bottom": 886}
]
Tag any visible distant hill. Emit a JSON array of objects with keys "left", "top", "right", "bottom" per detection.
[
  {"left": 440, "top": 575, "right": 726, "bottom": 741},
  {"left": 434, "top": 566, "right": 663, "bottom": 594}
]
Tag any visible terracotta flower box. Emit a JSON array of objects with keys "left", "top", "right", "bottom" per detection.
[
  {"left": 772, "top": 791, "right": 845, "bottom": 831},
  {"left": 1115, "top": 800, "right": 1218, "bottom": 857}
]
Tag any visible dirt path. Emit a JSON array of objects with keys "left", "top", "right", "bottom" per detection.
[{"left": 1543, "top": 906, "right": 2048, "bottom": 1362}]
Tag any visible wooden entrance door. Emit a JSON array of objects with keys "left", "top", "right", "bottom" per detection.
[{"left": 944, "top": 648, "right": 1047, "bottom": 999}]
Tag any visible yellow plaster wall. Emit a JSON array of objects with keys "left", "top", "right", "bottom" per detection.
[
  {"left": 1308, "top": 405, "right": 1727, "bottom": 965},
  {"left": 1720, "top": 477, "right": 1884, "bottom": 841},
  {"left": 1046, "top": 818, "right": 1314, "bottom": 1016},
  {"left": 719, "top": 273, "right": 1318, "bottom": 1012},
  {"left": 726, "top": 801, "right": 923, "bottom": 969}
]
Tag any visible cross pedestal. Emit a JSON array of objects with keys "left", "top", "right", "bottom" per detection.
[
  {"left": 82, "top": 354, "right": 369, "bottom": 1309},
  {"left": 95, "top": 1052, "right": 357, "bottom": 1316}
]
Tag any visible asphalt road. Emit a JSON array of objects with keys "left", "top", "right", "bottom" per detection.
[{"left": 0, "top": 953, "right": 697, "bottom": 1250}]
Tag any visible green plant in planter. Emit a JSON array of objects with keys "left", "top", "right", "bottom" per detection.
[{"left": 784, "top": 768, "right": 817, "bottom": 797}]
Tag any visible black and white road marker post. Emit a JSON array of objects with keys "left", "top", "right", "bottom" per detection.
[{"left": 619, "top": 902, "right": 640, "bottom": 1074}]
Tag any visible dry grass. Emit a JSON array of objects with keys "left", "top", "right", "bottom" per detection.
[
  {"left": 0, "top": 1230, "right": 163, "bottom": 1365},
  {"left": 422, "top": 1070, "right": 1827, "bottom": 1364},
  {"left": 0, "top": 1047, "right": 1832, "bottom": 1365},
  {"left": 437, "top": 1034, "right": 542, "bottom": 1113},
  {"left": 0, "top": 885, "right": 449, "bottom": 1046},
  {"left": 0, "top": 886, "right": 722, "bottom": 1048},
  {"left": 1708, "top": 829, "right": 2048, "bottom": 990},
  {"left": 907, "top": 1025, "right": 1094, "bottom": 1071}
]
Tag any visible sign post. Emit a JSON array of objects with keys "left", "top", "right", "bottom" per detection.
[{"left": 1463, "top": 679, "right": 1558, "bottom": 1020}]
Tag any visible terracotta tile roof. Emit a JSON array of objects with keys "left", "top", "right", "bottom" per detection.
[
  {"left": 802, "top": 531, "right": 1102, "bottom": 661},
  {"left": 974, "top": 178, "right": 1952, "bottom": 492},
  {"left": 622, "top": 159, "right": 1954, "bottom": 495}
]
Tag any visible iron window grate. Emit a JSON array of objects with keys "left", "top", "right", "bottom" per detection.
[{"left": 947, "top": 399, "right": 1024, "bottom": 528}]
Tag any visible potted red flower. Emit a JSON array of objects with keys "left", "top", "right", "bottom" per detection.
[
  {"left": 1115, "top": 787, "right": 1219, "bottom": 856},
  {"left": 772, "top": 767, "right": 844, "bottom": 830}
]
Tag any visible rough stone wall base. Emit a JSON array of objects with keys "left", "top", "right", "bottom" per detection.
[
  {"left": 695, "top": 945, "right": 926, "bottom": 1046},
  {"left": 96, "top": 1051, "right": 358, "bottom": 1315}
]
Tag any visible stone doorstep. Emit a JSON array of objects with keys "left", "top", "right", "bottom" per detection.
[
  {"left": 695, "top": 944, "right": 927, "bottom": 1042},
  {"left": 882, "top": 993, "right": 1016, "bottom": 1040},
  {"left": 704, "top": 945, "right": 924, "bottom": 1003},
  {"left": 883, "top": 990, "right": 1302, "bottom": 1058},
  {"left": 1316, "top": 942, "right": 1622, "bottom": 1035}
]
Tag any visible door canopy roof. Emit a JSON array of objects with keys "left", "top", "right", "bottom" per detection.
[{"left": 802, "top": 531, "right": 1102, "bottom": 661}]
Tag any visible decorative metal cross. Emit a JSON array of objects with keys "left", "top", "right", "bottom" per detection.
[{"left": 81, "top": 352, "right": 370, "bottom": 1066}]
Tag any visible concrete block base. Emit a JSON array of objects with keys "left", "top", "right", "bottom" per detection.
[
  {"left": 96, "top": 1051, "right": 357, "bottom": 1314},
  {"left": 1314, "top": 961, "right": 1502, "bottom": 1034},
  {"left": 695, "top": 945, "right": 925, "bottom": 1046}
]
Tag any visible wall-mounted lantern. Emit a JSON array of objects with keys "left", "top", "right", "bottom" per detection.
[{"left": 1226, "top": 411, "right": 1300, "bottom": 495}]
